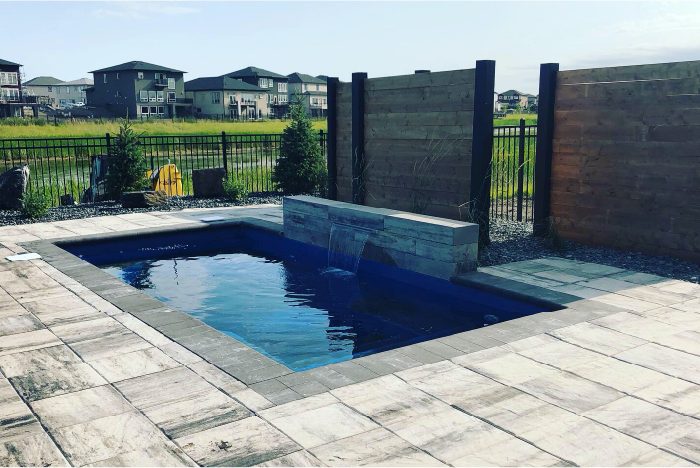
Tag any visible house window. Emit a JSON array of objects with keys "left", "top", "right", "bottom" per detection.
[
  {"left": 66, "top": 87, "right": 70, "bottom": 94},
  {"left": 168, "top": 78, "right": 175, "bottom": 89},
  {"left": 140, "top": 91, "right": 148, "bottom": 102},
  {"left": 167, "top": 92, "right": 176, "bottom": 103},
  {"left": 141, "top": 106, "right": 149, "bottom": 115},
  {"left": 229, "top": 94, "right": 235, "bottom": 104},
  {"left": 323, "top": 98, "right": 327, "bottom": 105},
  {"left": 149, "top": 91, "right": 156, "bottom": 102},
  {"left": 315, "top": 84, "right": 319, "bottom": 91},
  {"left": 212, "top": 92, "right": 221, "bottom": 104},
  {"left": 103, "top": 74, "right": 107, "bottom": 83},
  {"left": 278, "top": 82, "right": 287, "bottom": 93},
  {"left": 278, "top": 95, "right": 288, "bottom": 103},
  {"left": 258, "top": 78, "right": 267, "bottom": 88},
  {"left": 116, "top": 91, "right": 122, "bottom": 97},
  {"left": 155, "top": 73, "right": 164, "bottom": 80},
  {"left": 150, "top": 106, "right": 157, "bottom": 115},
  {"left": 138, "top": 72, "right": 144, "bottom": 79},
  {"left": 116, "top": 73, "right": 120, "bottom": 80},
  {"left": 158, "top": 106, "right": 165, "bottom": 115},
  {"left": 48, "top": 86, "right": 52, "bottom": 92},
  {"left": 7, "top": 89, "right": 19, "bottom": 101},
  {"left": 157, "top": 91, "right": 164, "bottom": 102},
  {"left": 56, "top": 87, "right": 60, "bottom": 94}
]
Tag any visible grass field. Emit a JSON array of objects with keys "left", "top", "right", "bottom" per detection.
[
  {"left": 0, "top": 118, "right": 327, "bottom": 139},
  {"left": 494, "top": 113, "right": 537, "bottom": 126}
]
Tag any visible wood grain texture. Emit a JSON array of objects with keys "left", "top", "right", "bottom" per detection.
[{"left": 550, "top": 61, "right": 700, "bottom": 262}]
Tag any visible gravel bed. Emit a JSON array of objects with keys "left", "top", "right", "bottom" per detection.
[
  {"left": 0, "top": 193, "right": 282, "bottom": 226},
  {"left": 480, "top": 218, "right": 700, "bottom": 284}
]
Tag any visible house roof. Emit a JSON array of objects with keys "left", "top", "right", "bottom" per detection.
[
  {"left": 63, "top": 78, "right": 94, "bottom": 86},
  {"left": 287, "top": 72, "right": 325, "bottom": 84},
  {"left": 500, "top": 89, "right": 534, "bottom": 97},
  {"left": 316, "top": 75, "right": 329, "bottom": 82},
  {"left": 303, "top": 90, "right": 327, "bottom": 96},
  {"left": 0, "top": 59, "right": 21, "bottom": 67},
  {"left": 24, "top": 76, "right": 64, "bottom": 86},
  {"left": 185, "top": 76, "right": 265, "bottom": 92},
  {"left": 226, "top": 67, "right": 286, "bottom": 79},
  {"left": 90, "top": 61, "right": 185, "bottom": 74}
]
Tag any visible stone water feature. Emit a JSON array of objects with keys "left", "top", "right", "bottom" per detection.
[{"left": 283, "top": 196, "right": 479, "bottom": 279}]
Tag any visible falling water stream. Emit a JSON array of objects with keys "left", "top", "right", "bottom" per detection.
[{"left": 327, "top": 223, "right": 372, "bottom": 273}]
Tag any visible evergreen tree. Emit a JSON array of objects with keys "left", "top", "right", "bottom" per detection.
[
  {"left": 106, "top": 118, "right": 147, "bottom": 198},
  {"left": 272, "top": 103, "right": 327, "bottom": 195}
]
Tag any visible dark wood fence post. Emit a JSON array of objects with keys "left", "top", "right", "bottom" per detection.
[
  {"left": 221, "top": 131, "right": 228, "bottom": 177},
  {"left": 351, "top": 72, "right": 367, "bottom": 205},
  {"left": 469, "top": 60, "right": 496, "bottom": 246},
  {"left": 533, "top": 63, "right": 559, "bottom": 236},
  {"left": 326, "top": 77, "right": 339, "bottom": 200},
  {"left": 517, "top": 118, "right": 525, "bottom": 221}
]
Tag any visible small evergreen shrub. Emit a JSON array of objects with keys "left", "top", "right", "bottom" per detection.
[
  {"left": 106, "top": 118, "right": 148, "bottom": 199},
  {"left": 223, "top": 177, "right": 249, "bottom": 201},
  {"left": 21, "top": 192, "right": 51, "bottom": 219},
  {"left": 272, "top": 103, "right": 327, "bottom": 194}
]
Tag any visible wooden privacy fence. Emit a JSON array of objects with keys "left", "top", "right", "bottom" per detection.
[
  {"left": 326, "top": 62, "right": 495, "bottom": 243},
  {"left": 534, "top": 60, "right": 700, "bottom": 263}
]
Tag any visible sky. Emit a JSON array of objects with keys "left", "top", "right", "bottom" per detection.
[{"left": 5, "top": 1, "right": 700, "bottom": 94}]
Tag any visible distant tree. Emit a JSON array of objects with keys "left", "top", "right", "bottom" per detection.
[
  {"left": 273, "top": 103, "right": 327, "bottom": 195},
  {"left": 106, "top": 117, "right": 148, "bottom": 198}
]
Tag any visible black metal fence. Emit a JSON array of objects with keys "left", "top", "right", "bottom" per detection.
[
  {"left": 491, "top": 119, "right": 537, "bottom": 222},
  {"left": 0, "top": 131, "right": 327, "bottom": 206}
]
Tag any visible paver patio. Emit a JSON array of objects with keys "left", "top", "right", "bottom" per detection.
[{"left": 0, "top": 204, "right": 699, "bottom": 466}]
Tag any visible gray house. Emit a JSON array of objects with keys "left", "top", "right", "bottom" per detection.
[
  {"left": 86, "top": 61, "right": 187, "bottom": 118},
  {"left": 225, "top": 67, "right": 289, "bottom": 118},
  {"left": 185, "top": 76, "right": 267, "bottom": 120},
  {"left": 287, "top": 73, "right": 327, "bottom": 118}
]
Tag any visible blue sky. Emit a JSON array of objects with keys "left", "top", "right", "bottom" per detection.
[{"left": 6, "top": 2, "right": 700, "bottom": 93}]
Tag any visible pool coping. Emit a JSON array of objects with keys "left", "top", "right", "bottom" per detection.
[{"left": 18, "top": 216, "right": 625, "bottom": 400}]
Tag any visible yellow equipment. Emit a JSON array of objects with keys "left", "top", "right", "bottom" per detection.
[{"left": 147, "top": 163, "right": 182, "bottom": 196}]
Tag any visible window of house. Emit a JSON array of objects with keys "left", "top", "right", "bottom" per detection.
[
  {"left": 138, "top": 72, "right": 144, "bottom": 79},
  {"left": 116, "top": 91, "right": 122, "bottom": 97},
  {"left": 66, "top": 87, "right": 70, "bottom": 94},
  {"left": 149, "top": 91, "right": 156, "bottom": 102},
  {"left": 167, "top": 92, "right": 176, "bottom": 103},
  {"left": 315, "top": 85, "right": 319, "bottom": 91},
  {"left": 212, "top": 92, "right": 221, "bottom": 104},
  {"left": 323, "top": 98, "right": 327, "bottom": 105},
  {"left": 141, "top": 106, "right": 149, "bottom": 115},
  {"left": 7, "top": 89, "right": 19, "bottom": 101},
  {"left": 168, "top": 78, "right": 175, "bottom": 90},
  {"left": 56, "top": 87, "right": 60, "bottom": 94},
  {"left": 103, "top": 74, "right": 107, "bottom": 83},
  {"left": 229, "top": 94, "right": 235, "bottom": 104},
  {"left": 242, "top": 93, "right": 254, "bottom": 104},
  {"left": 278, "top": 82, "right": 287, "bottom": 93},
  {"left": 278, "top": 95, "right": 288, "bottom": 103},
  {"left": 140, "top": 91, "right": 148, "bottom": 102},
  {"left": 116, "top": 73, "right": 120, "bottom": 80},
  {"left": 158, "top": 106, "right": 164, "bottom": 115},
  {"left": 157, "top": 91, "right": 164, "bottom": 102},
  {"left": 48, "top": 86, "right": 52, "bottom": 92},
  {"left": 259, "top": 78, "right": 267, "bottom": 88},
  {"left": 150, "top": 106, "right": 157, "bottom": 115},
  {"left": 312, "top": 98, "right": 318, "bottom": 105}
]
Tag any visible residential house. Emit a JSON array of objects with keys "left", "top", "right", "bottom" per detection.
[
  {"left": 497, "top": 90, "right": 534, "bottom": 109},
  {"left": 86, "top": 61, "right": 187, "bottom": 118},
  {"left": 493, "top": 92, "right": 503, "bottom": 113},
  {"left": 287, "top": 73, "right": 327, "bottom": 118},
  {"left": 185, "top": 76, "right": 267, "bottom": 119},
  {"left": 225, "top": 67, "right": 289, "bottom": 118},
  {"left": 24, "top": 76, "right": 93, "bottom": 107},
  {"left": 0, "top": 59, "right": 38, "bottom": 117}
]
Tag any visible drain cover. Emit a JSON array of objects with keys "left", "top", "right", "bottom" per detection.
[{"left": 6, "top": 253, "right": 42, "bottom": 262}]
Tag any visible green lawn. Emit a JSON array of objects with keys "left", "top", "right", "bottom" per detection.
[
  {"left": 494, "top": 113, "right": 537, "bottom": 126},
  {"left": 0, "top": 118, "right": 327, "bottom": 139}
]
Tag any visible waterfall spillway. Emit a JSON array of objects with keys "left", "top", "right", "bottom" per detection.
[{"left": 327, "top": 223, "right": 372, "bottom": 274}]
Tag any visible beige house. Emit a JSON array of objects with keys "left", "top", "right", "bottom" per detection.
[
  {"left": 185, "top": 76, "right": 268, "bottom": 119},
  {"left": 287, "top": 73, "right": 327, "bottom": 117},
  {"left": 24, "top": 76, "right": 93, "bottom": 107}
]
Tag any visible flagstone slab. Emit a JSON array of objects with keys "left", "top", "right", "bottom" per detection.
[
  {"left": 330, "top": 375, "right": 451, "bottom": 427},
  {"left": 257, "top": 450, "right": 327, "bottom": 467},
  {"left": 88, "top": 347, "right": 179, "bottom": 382},
  {"left": 626, "top": 450, "right": 696, "bottom": 467},
  {"left": 651, "top": 310, "right": 700, "bottom": 331},
  {"left": 10, "top": 361, "right": 107, "bottom": 402},
  {"left": 517, "top": 340, "right": 603, "bottom": 370},
  {"left": 70, "top": 331, "right": 153, "bottom": 362},
  {"left": 0, "top": 431, "right": 68, "bottom": 467},
  {"left": 592, "top": 312, "right": 682, "bottom": 341},
  {"left": 547, "top": 322, "right": 648, "bottom": 356},
  {"left": 464, "top": 352, "right": 557, "bottom": 386},
  {"left": 0, "top": 328, "right": 60, "bottom": 356},
  {"left": 50, "top": 316, "right": 125, "bottom": 344},
  {"left": 0, "top": 379, "right": 43, "bottom": 444},
  {"left": 187, "top": 360, "right": 247, "bottom": 395},
  {"left": 521, "top": 413, "right": 654, "bottom": 466},
  {"left": 584, "top": 397, "right": 700, "bottom": 446},
  {"left": 53, "top": 410, "right": 170, "bottom": 466},
  {"left": 663, "top": 433, "right": 700, "bottom": 465},
  {"left": 30, "top": 385, "right": 133, "bottom": 431},
  {"left": 568, "top": 356, "right": 670, "bottom": 394},
  {"left": 0, "top": 345, "right": 80, "bottom": 377},
  {"left": 89, "top": 442, "right": 197, "bottom": 467},
  {"left": 230, "top": 388, "right": 275, "bottom": 412},
  {"left": 0, "top": 314, "right": 44, "bottom": 337},
  {"left": 310, "top": 427, "right": 445, "bottom": 467},
  {"left": 516, "top": 369, "right": 624, "bottom": 413},
  {"left": 634, "top": 378, "right": 700, "bottom": 416},
  {"left": 450, "top": 436, "right": 566, "bottom": 467},
  {"left": 616, "top": 343, "right": 700, "bottom": 384},
  {"left": 175, "top": 416, "right": 301, "bottom": 467}
]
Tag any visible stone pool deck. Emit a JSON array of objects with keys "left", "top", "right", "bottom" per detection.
[{"left": 0, "top": 204, "right": 699, "bottom": 466}]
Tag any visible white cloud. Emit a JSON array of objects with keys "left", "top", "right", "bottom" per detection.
[{"left": 92, "top": 2, "right": 199, "bottom": 20}]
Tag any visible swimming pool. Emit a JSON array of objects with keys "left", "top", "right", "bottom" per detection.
[{"left": 66, "top": 226, "right": 548, "bottom": 371}]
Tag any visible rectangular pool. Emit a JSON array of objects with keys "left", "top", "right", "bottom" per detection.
[{"left": 65, "top": 227, "right": 548, "bottom": 371}]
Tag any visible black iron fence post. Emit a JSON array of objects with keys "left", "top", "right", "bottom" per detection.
[
  {"left": 533, "top": 63, "right": 559, "bottom": 236},
  {"left": 517, "top": 118, "right": 526, "bottom": 222},
  {"left": 351, "top": 72, "right": 367, "bottom": 205},
  {"left": 221, "top": 131, "right": 228, "bottom": 176},
  {"left": 326, "top": 77, "right": 339, "bottom": 200}
]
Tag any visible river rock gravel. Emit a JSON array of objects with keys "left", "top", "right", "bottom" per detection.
[{"left": 481, "top": 218, "right": 700, "bottom": 284}]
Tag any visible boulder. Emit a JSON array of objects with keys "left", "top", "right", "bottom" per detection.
[
  {"left": 192, "top": 168, "right": 226, "bottom": 198},
  {"left": 0, "top": 165, "right": 30, "bottom": 210},
  {"left": 121, "top": 190, "right": 168, "bottom": 208},
  {"left": 60, "top": 194, "right": 76, "bottom": 206}
]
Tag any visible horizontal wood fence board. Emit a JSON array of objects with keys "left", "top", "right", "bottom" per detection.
[
  {"left": 363, "top": 111, "right": 475, "bottom": 127},
  {"left": 558, "top": 60, "right": 700, "bottom": 85},
  {"left": 554, "top": 107, "right": 700, "bottom": 126},
  {"left": 365, "top": 69, "right": 476, "bottom": 91},
  {"left": 365, "top": 138, "right": 472, "bottom": 159},
  {"left": 364, "top": 124, "right": 473, "bottom": 141}
]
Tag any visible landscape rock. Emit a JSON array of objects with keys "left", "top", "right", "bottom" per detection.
[
  {"left": 192, "top": 168, "right": 226, "bottom": 198},
  {"left": 60, "top": 194, "right": 76, "bottom": 206},
  {"left": 121, "top": 190, "right": 168, "bottom": 208},
  {"left": 0, "top": 165, "right": 30, "bottom": 210}
]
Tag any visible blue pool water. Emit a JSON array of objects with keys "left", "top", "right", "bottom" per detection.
[{"left": 65, "top": 227, "right": 548, "bottom": 370}]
